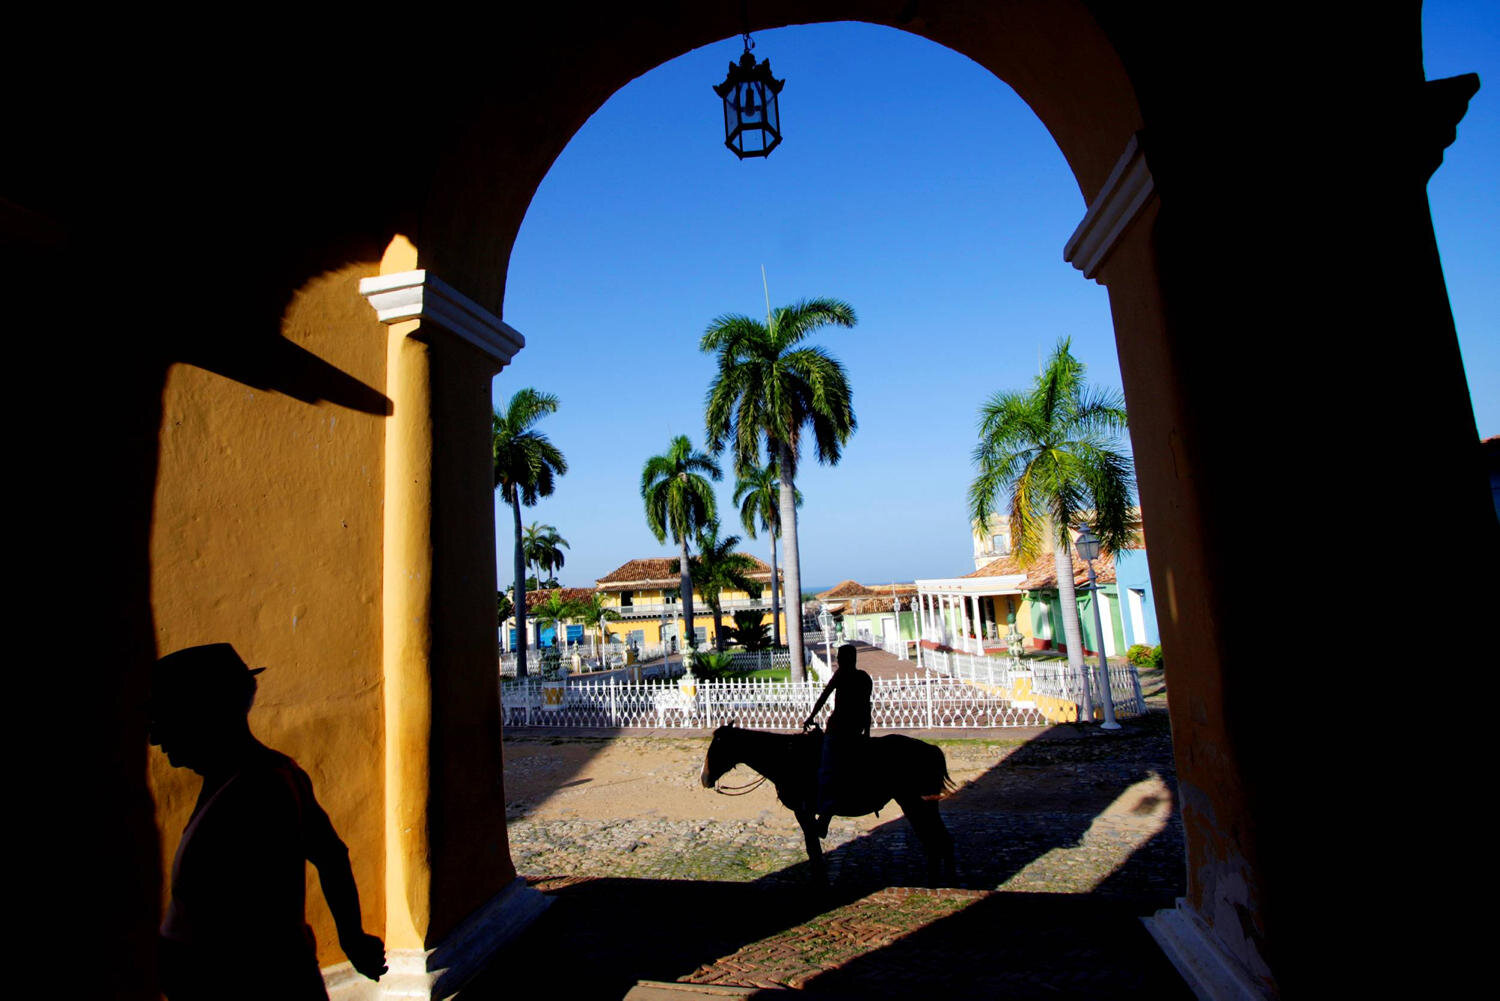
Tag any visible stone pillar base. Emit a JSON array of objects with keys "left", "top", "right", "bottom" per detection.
[
  {"left": 326, "top": 878, "right": 551, "bottom": 1000},
  {"left": 1142, "top": 898, "right": 1270, "bottom": 1001}
]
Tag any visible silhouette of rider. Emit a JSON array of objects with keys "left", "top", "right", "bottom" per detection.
[
  {"left": 148, "top": 644, "right": 386, "bottom": 1000},
  {"left": 803, "top": 643, "right": 872, "bottom": 837}
]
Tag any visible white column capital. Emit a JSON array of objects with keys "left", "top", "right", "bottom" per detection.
[
  {"left": 1064, "top": 133, "right": 1156, "bottom": 282},
  {"left": 359, "top": 269, "right": 525, "bottom": 367}
]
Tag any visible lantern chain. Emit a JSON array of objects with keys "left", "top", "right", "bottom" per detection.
[{"left": 741, "top": 0, "right": 754, "bottom": 52}]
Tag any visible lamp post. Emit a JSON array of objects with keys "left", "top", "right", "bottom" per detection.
[
  {"left": 817, "top": 603, "right": 833, "bottom": 674},
  {"left": 1073, "top": 525, "right": 1121, "bottom": 729}
]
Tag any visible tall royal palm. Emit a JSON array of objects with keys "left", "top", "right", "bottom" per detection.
[
  {"left": 523, "top": 522, "right": 569, "bottom": 588},
  {"left": 493, "top": 389, "right": 567, "bottom": 679},
  {"left": 641, "top": 435, "right": 721, "bottom": 655},
  {"left": 968, "top": 337, "right": 1134, "bottom": 681},
  {"left": 732, "top": 459, "right": 801, "bottom": 650},
  {"left": 702, "top": 297, "right": 857, "bottom": 681}
]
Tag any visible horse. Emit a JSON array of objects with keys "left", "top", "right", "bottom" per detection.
[{"left": 699, "top": 722, "right": 957, "bottom": 884}]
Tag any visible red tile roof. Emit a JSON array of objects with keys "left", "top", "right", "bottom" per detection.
[
  {"left": 524, "top": 587, "right": 595, "bottom": 610},
  {"left": 595, "top": 555, "right": 776, "bottom": 589},
  {"left": 817, "top": 580, "right": 917, "bottom": 600},
  {"left": 962, "top": 550, "right": 1116, "bottom": 588}
]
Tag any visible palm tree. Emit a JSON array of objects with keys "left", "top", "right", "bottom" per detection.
[
  {"left": 702, "top": 297, "right": 857, "bottom": 681},
  {"left": 531, "top": 589, "right": 583, "bottom": 653},
  {"left": 688, "top": 521, "right": 762, "bottom": 652},
  {"left": 968, "top": 336, "right": 1135, "bottom": 684},
  {"left": 523, "top": 522, "right": 569, "bottom": 588},
  {"left": 493, "top": 389, "right": 567, "bottom": 679},
  {"left": 574, "top": 592, "right": 621, "bottom": 659},
  {"left": 732, "top": 458, "right": 801, "bottom": 649},
  {"left": 641, "top": 435, "right": 721, "bottom": 655}
]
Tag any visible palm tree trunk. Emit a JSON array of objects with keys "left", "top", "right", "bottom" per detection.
[
  {"left": 1052, "top": 519, "right": 1091, "bottom": 719},
  {"left": 512, "top": 494, "right": 529, "bottom": 679},
  {"left": 712, "top": 602, "right": 725, "bottom": 652},
  {"left": 778, "top": 441, "right": 805, "bottom": 683},
  {"left": 768, "top": 533, "right": 781, "bottom": 649},
  {"left": 679, "top": 535, "right": 696, "bottom": 656}
]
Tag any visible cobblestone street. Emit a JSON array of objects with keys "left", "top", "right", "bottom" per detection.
[{"left": 465, "top": 710, "right": 1190, "bottom": 998}]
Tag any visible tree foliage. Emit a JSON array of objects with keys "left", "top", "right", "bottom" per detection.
[
  {"left": 687, "top": 520, "right": 761, "bottom": 651},
  {"left": 701, "top": 296, "right": 857, "bottom": 679},
  {"left": 641, "top": 434, "right": 721, "bottom": 651},
  {"left": 492, "top": 388, "right": 567, "bottom": 678},
  {"left": 968, "top": 337, "right": 1134, "bottom": 558},
  {"left": 968, "top": 337, "right": 1134, "bottom": 674}
]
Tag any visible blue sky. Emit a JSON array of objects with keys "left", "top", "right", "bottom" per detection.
[{"left": 495, "top": 6, "right": 1498, "bottom": 591}]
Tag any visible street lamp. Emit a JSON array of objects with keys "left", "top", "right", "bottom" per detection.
[
  {"left": 1073, "top": 525, "right": 1121, "bottom": 729},
  {"left": 817, "top": 603, "right": 833, "bottom": 672}
]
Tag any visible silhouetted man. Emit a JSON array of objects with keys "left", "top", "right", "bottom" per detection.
[
  {"left": 803, "top": 643, "right": 872, "bottom": 837},
  {"left": 149, "top": 643, "right": 386, "bottom": 1000}
]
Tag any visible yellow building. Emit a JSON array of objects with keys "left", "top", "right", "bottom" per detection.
[{"left": 594, "top": 557, "right": 786, "bottom": 651}]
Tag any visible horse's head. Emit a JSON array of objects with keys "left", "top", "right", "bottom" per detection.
[{"left": 700, "top": 721, "right": 740, "bottom": 788}]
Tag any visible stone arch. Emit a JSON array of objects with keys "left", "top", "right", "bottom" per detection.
[{"left": 45, "top": 3, "right": 1486, "bottom": 999}]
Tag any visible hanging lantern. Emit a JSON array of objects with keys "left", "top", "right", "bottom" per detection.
[{"left": 713, "top": 39, "right": 784, "bottom": 159}]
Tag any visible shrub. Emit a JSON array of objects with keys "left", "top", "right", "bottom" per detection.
[
  {"left": 1149, "top": 644, "right": 1164, "bottom": 670},
  {"left": 694, "top": 650, "right": 740, "bottom": 679},
  {"left": 1126, "top": 644, "right": 1154, "bottom": 666}
]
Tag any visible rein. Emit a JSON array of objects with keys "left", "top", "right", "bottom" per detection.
[{"left": 714, "top": 774, "right": 769, "bottom": 796}]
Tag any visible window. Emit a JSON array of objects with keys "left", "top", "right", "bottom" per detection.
[
  {"left": 991, "top": 534, "right": 1008, "bottom": 554},
  {"left": 620, "top": 591, "right": 633, "bottom": 607}
]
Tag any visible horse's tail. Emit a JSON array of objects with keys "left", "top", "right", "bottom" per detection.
[{"left": 920, "top": 744, "right": 957, "bottom": 801}]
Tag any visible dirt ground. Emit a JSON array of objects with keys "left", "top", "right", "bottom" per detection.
[
  {"left": 469, "top": 715, "right": 1189, "bottom": 1000},
  {"left": 501, "top": 714, "right": 1179, "bottom": 894},
  {"left": 504, "top": 726, "right": 1171, "bottom": 829}
]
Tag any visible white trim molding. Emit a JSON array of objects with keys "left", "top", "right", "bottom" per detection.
[
  {"left": 1064, "top": 133, "right": 1156, "bottom": 282},
  {"left": 1143, "top": 899, "right": 1273, "bottom": 1001},
  {"left": 913, "top": 575, "right": 1026, "bottom": 595},
  {"left": 359, "top": 269, "right": 526, "bottom": 366},
  {"left": 325, "top": 877, "right": 552, "bottom": 1000}
]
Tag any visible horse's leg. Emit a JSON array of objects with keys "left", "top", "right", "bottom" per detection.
[
  {"left": 796, "top": 807, "right": 826, "bottom": 884},
  {"left": 898, "top": 797, "right": 955, "bottom": 887}
]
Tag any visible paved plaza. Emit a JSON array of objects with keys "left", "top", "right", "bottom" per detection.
[{"left": 465, "top": 704, "right": 1189, "bottom": 998}]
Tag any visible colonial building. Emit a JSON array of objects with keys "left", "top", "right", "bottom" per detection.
[
  {"left": 916, "top": 527, "right": 1158, "bottom": 658},
  {"left": 814, "top": 580, "right": 919, "bottom": 647},
  {"left": 594, "top": 556, "right": 786, "bottom": 651}
]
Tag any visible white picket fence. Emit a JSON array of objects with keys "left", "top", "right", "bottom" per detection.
[
  {"left": 920, "top": 648, "right": 1143, "bottom": 717},
  {"left": 1032, "top": 660, "right": 1145, "bottom": 715},
  {"left": 501, "top": 674, "right": 1051, "bottom": 729},
  {"left": 699, "top": 649, "right": 794, "bottom": 673},
  {"left": 919, "top": 649, "right": 1026, "bottom": 688}
]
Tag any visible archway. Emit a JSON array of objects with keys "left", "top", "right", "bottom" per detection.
[{"left": 55, "top": 3, "right": 1488, "bottom": 999}]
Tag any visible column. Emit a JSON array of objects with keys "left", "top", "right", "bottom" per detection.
[
  {"left": 360, "top": 264, "right": 548, "bottom": 998},
  {"left": 956, "top": 594, "right": 970, "bottom": 655},
  {"left": 968, "top": 594, "right": 982, "bottom": 654}
]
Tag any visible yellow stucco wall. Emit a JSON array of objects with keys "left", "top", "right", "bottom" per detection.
[
  {"left": 149, "top": 263, "right": 387, "bottom": 964},
  {"left": 602, "top": 608, "right": 787, "bottom": 646}
]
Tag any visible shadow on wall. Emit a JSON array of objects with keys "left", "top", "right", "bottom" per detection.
[
  {"left": 148, "top": 643, "right": 388, "bottom": 999},
  {"left": 103, "top": 259, "right": 394, "bottom": 997}
]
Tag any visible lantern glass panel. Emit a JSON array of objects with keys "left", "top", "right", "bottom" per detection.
[{"left": 723, "top": 97, "right": 736, "bottom": 140}]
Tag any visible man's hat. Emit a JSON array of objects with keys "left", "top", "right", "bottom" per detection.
[{"left": 151, "top": 643, "right": 266, "bottom": 715}]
